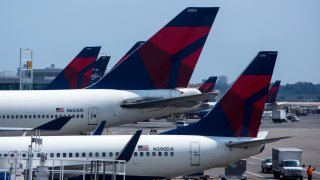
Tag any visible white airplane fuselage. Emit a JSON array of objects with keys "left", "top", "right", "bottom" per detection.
[
  {"left": 0, "top": 135, "right": 263, "bottom": 178},
  {"left": 0, "top": 89, "right": 200, "bottom": 135}
]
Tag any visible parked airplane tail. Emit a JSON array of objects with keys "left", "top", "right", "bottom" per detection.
[
  {"left": 89, "top": 56, "right": 110, "bottom": 85},
  {"left": 45, "top": 46, "right": 101, "bottom": 90},
  {"left": 198, "top": 76, "right": 217, "bottom": 93},
  {"left": 89, "top": 7, "right": 219, "bottom": 90},
  {"left": 266, "top": 80, "right": 281, "bottom": 103},
  {"left": 163, "top": 51, "right": 278, "bottom": 137}
]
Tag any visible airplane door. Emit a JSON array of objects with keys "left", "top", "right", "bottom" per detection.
[
  {"left": 190, "top": 142, "right": 200, "bottom": 166},
  {"left": 88, "top": 107, "right": 98, "bottom": 125}
]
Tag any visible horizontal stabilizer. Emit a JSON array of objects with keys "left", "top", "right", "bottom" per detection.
[
  {"left": 226, "top": 136, "right": 291, "bottom": 148},
  {"left": 121, "top": 92, "right": 217, "bottom": 109},
  {"left": 116, "top": 130, "right": 143, "bottom": 162}
]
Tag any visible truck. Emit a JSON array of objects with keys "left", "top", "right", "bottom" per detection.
[
  {"left": 272, "top": 148, "right": 303, "bottom": 180},
  {"left": 272, "top": 110, "right": 287, "bottom": 123}
]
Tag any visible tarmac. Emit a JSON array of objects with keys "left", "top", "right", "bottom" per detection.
[{"left": 107, "top": 114, "right": 320, "bottom": 180}]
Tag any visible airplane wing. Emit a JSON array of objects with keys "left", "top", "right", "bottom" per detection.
[
  {"left": 0, "top": 116, "right": 73, "bottom": 132},
  {"left": 276, "top": 101, "right": 320, "bottom": 107},
  {"left": 226, "top": 136, "right": 291, "bottom": 148},
  {"left": 121, "top": 92, "right": 217, "bottom": 109}
]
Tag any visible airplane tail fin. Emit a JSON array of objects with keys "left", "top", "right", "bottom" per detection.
[
  {"left": 89, "top": 56, "right": 110, "bottom": 85},
  {"left": 45, "top": 46, "right": 101, "bottom": 90},
  {"left": 198, "top": 76, "right": 217, "bottom": 93},
  {"left": 163, "top": 51, "right": 277, "bottom": 137},
  {"left": 111, "top": 41, "right": 146, "bottom": 70},
  {"left": 89, "top": 7, "right": 219, "bottom": 90},
  {"left": 266, "top": 80, "right": 281, "bottom": 103}
]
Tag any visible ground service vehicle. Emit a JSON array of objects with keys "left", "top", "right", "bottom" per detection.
[
  {"left": 261, "top": 157, "right": 272, "bottom": 173},
  {"left": 272, "top": 110, "right": 287, "bottom": 123},
  {"left": 272, "top": 148, "right": 303, "bottom": 179},
  {"left": 176, "top": 121, "right": 188, "bottom": 128}
]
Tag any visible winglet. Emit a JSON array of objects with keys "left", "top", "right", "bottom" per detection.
[
  {"left": 34, "top": 116, "right": 73, "bottom": 131},
  {"left": 90, "top": 121, "right": 106, "bottom": 135},
  {"left": 116, "top": 130, "right": 143, "bottom": 162},
  {"left": 199, "top": 76, "right": 217, "bottom": 93},
  {"left": 266, "top": 80, "right": 281, "bottom": 103},
  {"left": 163, "top": 51, "right": 277, "bottom": 137}
]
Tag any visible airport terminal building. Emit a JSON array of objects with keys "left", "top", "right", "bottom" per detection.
[{"left": 0, "top": 64, "right": 61, "bottom": 90}]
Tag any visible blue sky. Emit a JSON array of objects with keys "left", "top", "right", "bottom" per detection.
[{"left": 1, "top": 0, "right": 319, "bottom": 84}]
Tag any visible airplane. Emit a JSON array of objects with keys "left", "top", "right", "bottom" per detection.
[
  {"left": 265, "top": 80, "right": 320, "bottom": 110},
  {"left": 0, "top": 51, "right": 289, "bottom": 180},
  {"left": 45, "top": 47, "right": 101, "bottom": 90},
  {"left": 198, "top": 76, "right": 217, "bottom": 93},
  {"left": 0, "top": 7, "right": 219, "bottom": 136}
]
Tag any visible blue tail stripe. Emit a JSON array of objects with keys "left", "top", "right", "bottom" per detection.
[
  {"left": 168, "top": 35, "right": 208, "bottom": 88},
  {"left": 241, "top": 85, "right": 269, "bottom": 136}
]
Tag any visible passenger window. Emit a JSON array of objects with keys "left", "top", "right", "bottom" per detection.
[
  {"left": 4, "top": 154, "right": 8, "bottom": 157},
  {"left": 29, "top": 115, "right": 31, "bottom": 118},
  {"left": 33, "top": 115, "right": 36, "bottom": 118},
  {"left": 94, "top": 114, "right": 97, "bottom": 118},
  {"left": 10, "top": 154, "right": 14, "bottom": 157},
  {"left": 76, "top": 115, "right": 79, "bottom": 118},
  {"left": 11, "top": 115, "right": 14, "bottom": 119},
  {"left": 50, "top": 153, "right": 54, "bottom": 158},
  {"left": 75, "top": 153, "right": 79, "bottom": 157},
  {"left": 55, "top": 115, "right": 58, "bottom": 118},
  {"left": 16, "top": 115, "right": 19, "bottom": 119},
  {"left": 164, "top": 152, "right": 168, "bottom": 156},
  {"left": 22, "top": 154, "right": 26, "bottom": 157},
  {"left": 51, "top": 115, "right": 53, "bottom": 118},
  {"left": 37, "top": 153, "right": 41, "bottom": 157},
  {"left": 63, "top": 153, "right": 66, "bottom": 157},
  {"left": 81, "top": 115, "right": 84, "bottom": 118},
  {"left": 46, "top": 115, "right": 49, "bottom": 118},
  {"left": 134, "top": 152, "right": 137, "bottom": 157},
  {"left": 102, "top": 152, "right": 106, "bottom": 157},
  {"left": 146, "top": 152, "right": 150, "bottom": 156},
  {"left": 109, "top": 152, "right": 113, "bottom": 157},
  {"left": 20, "top": 115, "right": 23, "bottom": 119},
  {"left": 89, "top": 152, "right": 93, "bottom": 157},
  {"left": 82, "top": 153, "right": 86, "bottom": 157},
  {"left": 95, "top": 152, "right": 99, "bottom": 157},
  {"left": 72, "top": 115, "right": 75, "bottom": 118},
  {"left": 25, "top": 115, "right": 27, "bottom": 119},
  {"left": 158, "top": 152, "right": 162, "bottom": 156},
  {"left": 69, "top": 153, "right": 72, "bottom": 157},
  {"left": 7, "top": 115, "right": 10, "bottom": 119},
  {"left": 140, "top": 152, "right": 144, "bottom": 157},
  {"left": 57, "top": 153, "right": 60, "bottom": 158},
  {"left": 2, "top": 115, "right": 5, "bottom": 119},
  {"left": 152, "top": 152, "right": 156, "bottom": 156},
  {"left": 38, "top": 115, "right": 40, "bottom": 118},
  {"left": 170, "top": 152, "right": 174, "bottom": 156}
]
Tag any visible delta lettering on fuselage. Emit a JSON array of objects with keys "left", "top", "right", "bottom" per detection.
[
  {"left": 153, "top": 147, "right": 174, "bottom": 152},
  {"left": 66, "top": 108, "right": 84, "bottom": 113}
]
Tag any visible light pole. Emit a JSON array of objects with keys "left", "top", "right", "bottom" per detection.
[{"left": 19, "top": 48, "right": 33, "bottom": 90}]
